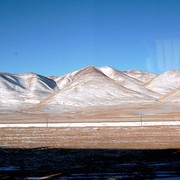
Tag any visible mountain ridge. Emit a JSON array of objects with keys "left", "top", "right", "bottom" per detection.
[{"left": 0, "top": 66, "right": 179, "bottom": 106}]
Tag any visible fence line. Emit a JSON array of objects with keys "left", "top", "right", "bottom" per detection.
[
  {"left": 0, "top": 115, "right": 179, "bottom": 127},
  {"left": 0, "top": 120, "right": 180, "bottom": 128}
]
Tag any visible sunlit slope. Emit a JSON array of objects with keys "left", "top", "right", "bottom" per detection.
[
  {"left": 146, "top": 70, "right": 180, "bottom": 95},
  {"left": 160, "top": 88, "right": 180, "bottom": 102},
  {"left": 46, "top": 66, "right": 156, "bottom": 106},
  {"left": 124, "top": 69, "right": 157, "bottom": 84},
  {"left": 98, "top": 66, "right": 160, "bottom": 99}
]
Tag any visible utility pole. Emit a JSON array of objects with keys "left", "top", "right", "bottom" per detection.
[{"left": 46, "top": 118, "right": 48, "bottom": 128}]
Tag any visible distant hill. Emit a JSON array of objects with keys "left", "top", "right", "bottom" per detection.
[{"left": 0, "top": 66, "right": 179, "bottom": 106}]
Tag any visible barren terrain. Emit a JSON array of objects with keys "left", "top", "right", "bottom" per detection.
[
  {"left": 0, "top": 103, "right": 179, "bottom": 149},
  {"left": 0, "top": 104, "right": 180, "bottom": 179},
  {"left": 0, "top": 126, "right": 180, "bottom": 149}
]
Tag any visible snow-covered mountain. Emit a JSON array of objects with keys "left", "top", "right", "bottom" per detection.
[
  {"left": 45, "top": 66, "right": 156, "bottom": 106},
  {"left": 145, "top": 70, "right": 180, "bottom": 96},
  {"left": 124, "top": 69, "right": 157, "bottom": 84},
  {"left": 160, "top": 88, "right": 180, "bottom": 102},
  {"left": 98, "top": 66, "right": 160, "bottom": 98},
  {"left": 0, "top": 72, "right": 58, "bottom": 103},
  {"left": 0, "top": 66, "right": 179, "bottom": 106}
]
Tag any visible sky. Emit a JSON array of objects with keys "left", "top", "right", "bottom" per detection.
[{"left": 0, "top": 0, "right": 180, "bottom": 76}]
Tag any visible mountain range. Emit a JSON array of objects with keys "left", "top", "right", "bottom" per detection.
[{"left": 0, "top": 66, "right": 179, "bottom": 107}]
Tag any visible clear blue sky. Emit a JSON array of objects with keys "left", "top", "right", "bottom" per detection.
[{"left": 0, "top": 0, "right": 180, "bottom": 76}]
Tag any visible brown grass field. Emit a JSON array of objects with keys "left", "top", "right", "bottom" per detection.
[
  {"left": 0, "top": 126, "right": 180, "bottom": 149},
  {"left": 0, "top": 104, "right": 179, "bottom": 179}
]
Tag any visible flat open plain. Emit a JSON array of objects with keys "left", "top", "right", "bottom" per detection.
[
  {"left": 0, "top": 103, "right": 179, "bottom": 149},
  {"left": 0, "top": 104, "right": 179, "bottom": 179},
  {"left": 0, "top": 126, "right": 180, "bottom": 149},
  {"left": 0, "top": 118, "right": 179, "bottom": 150}
]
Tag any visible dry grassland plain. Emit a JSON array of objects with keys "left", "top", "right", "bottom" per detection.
[
  {"left": 0, "top": 104, "right": 180, "bottom": 179},
  {"left": 0, "top": 103, "right": 179, "bottom": 149}
]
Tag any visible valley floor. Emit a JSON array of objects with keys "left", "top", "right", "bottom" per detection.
[
  {"left": 0, "top": 126, "right": 180, "bottom": 179},
  {"left": 0, "top": 126, "right": 180, "bottom": 149},
  {"left": 0, "top": 103, "right": 179, "bottom": 179},
  {"left": 0, "top": 103, "right": 179, "bottom": 149}
]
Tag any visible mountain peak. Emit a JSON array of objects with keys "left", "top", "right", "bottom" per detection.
[{"left": 73, "top": 66, "right": 106, "bottom": 79}]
